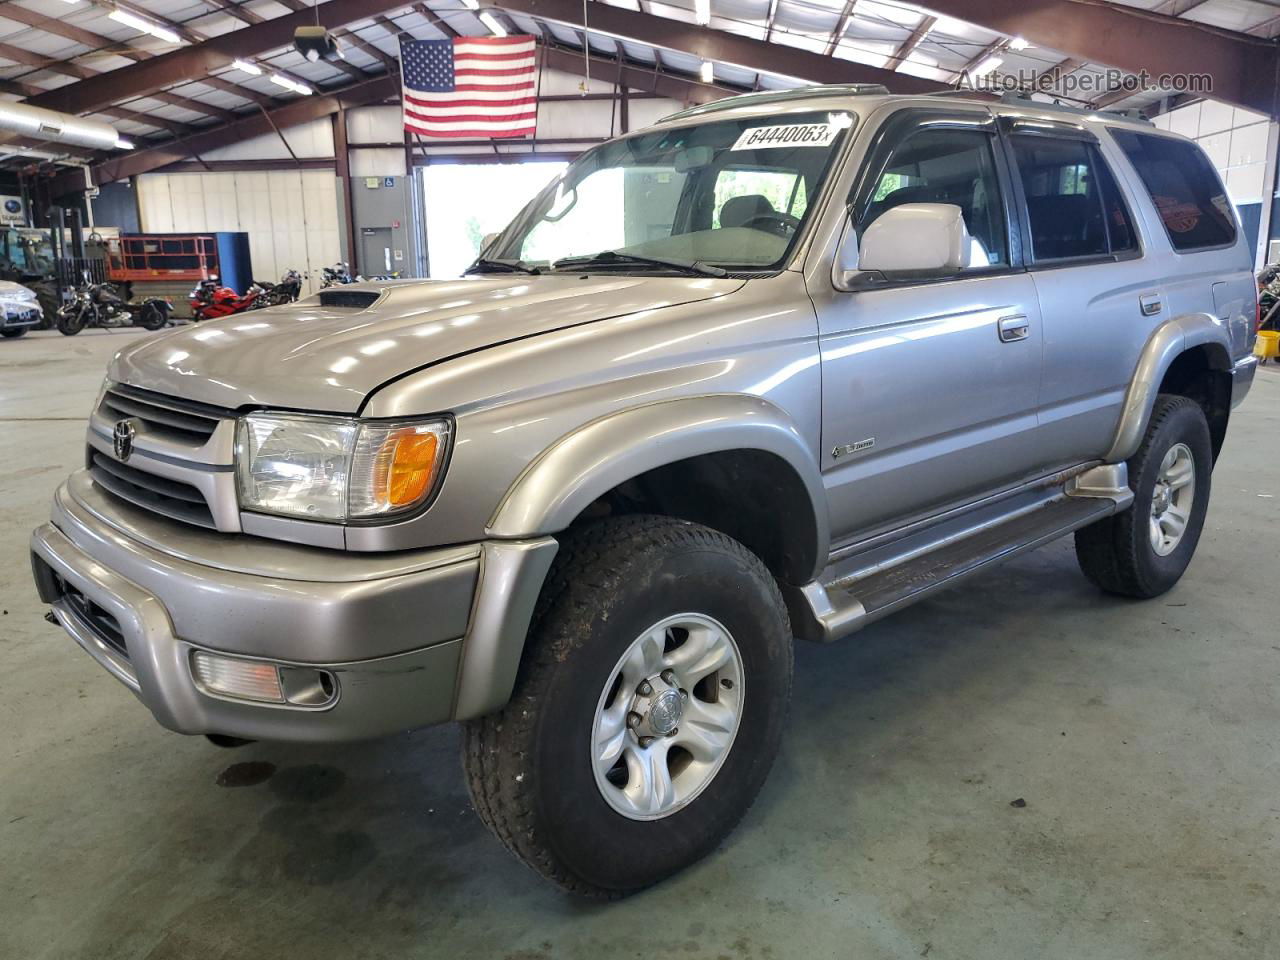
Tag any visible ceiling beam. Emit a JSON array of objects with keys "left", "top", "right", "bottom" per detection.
[
  {"left": 484, "top": 0, "right": 947, "bottom": 93},
  {"left": 55, "top": 73, "right": 401, "bottom": 194},
  {"left": 3, "top": 1, "right": 282, "bottom": 109},
  {"left": 0, "top": 3, "right": 249, "bottom": 123},
  {"left": 24, "top": 0, "right": 416, "bottom": 118},
  {"left": 886, "top": 15, "right": 936, "bottom": 71},
  {"left": 54, "top": 34, "right": 751, "bottom": 193},
  {"left": 823, "top": 0, "right": 859, "bottom": 57},
  {"left": 916, "top": 0, "right": 1278, "bottom": 116},
  {"left": 954, "top": 38, "right": 1008, "bottom": 80}
]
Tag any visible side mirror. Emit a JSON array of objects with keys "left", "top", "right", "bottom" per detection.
[{"left": 835, "top": 203, "right": 971, "bottom": 290}]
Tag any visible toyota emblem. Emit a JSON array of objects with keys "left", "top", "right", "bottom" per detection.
[{"left": 113, "top": 419, "right": 137, "bottom": 461}]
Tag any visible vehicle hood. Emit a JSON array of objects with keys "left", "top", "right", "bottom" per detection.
[
  {"left": 0, "top": 280, "right": 36, "bottom": 300},
  {"left": 109, "top": 275, "right": 742, "bottom": 413}
]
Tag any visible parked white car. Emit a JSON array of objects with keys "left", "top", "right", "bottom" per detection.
[{"left": 0, "top": 280, "right": 43, "bottom": 338}]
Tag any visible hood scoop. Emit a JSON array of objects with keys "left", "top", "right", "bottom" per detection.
[{"left": 317, "top": 289, "right": 382, "bottom": 310}]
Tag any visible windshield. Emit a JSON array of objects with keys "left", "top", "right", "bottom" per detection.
[{"left": 487, "top": 110, "right": 854, "bottom": 273}]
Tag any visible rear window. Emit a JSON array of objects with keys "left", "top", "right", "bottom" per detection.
[{"left": 1111, "top": 130, "right": 1236, "bottom": 251}]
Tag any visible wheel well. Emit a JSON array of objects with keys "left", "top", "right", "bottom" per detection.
[
  {"left": 1158, "top": 346, "right": 1232, "bottom": 460},
  {"left": 570, "top": 450, "right": 820, "bottom": 584}
]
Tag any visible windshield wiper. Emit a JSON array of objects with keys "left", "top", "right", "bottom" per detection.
[
  {"left": 464, "top": 258, "right": 541, "bottom": 276},
  {"left": 551, "top": 250, "right": 727, "bottom": 277}
]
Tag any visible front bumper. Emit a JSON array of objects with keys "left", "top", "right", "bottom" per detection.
[
  {"left": 31, "top": 473, "right": 557, "bottom": 741},
  {"left": 1, "top": 303, "right": 41, "bottom": 330}
]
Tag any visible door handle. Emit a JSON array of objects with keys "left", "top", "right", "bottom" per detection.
[
  {"left": 1139, "top": 293, "right": 1163, "bottom": 316},
  {"left": 998, "top": 314, "right": 1029, "bottom": 343}
]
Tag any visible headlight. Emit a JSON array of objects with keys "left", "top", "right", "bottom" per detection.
[{"left": 236, "top": 413, "right": 450, "bottom": 522}]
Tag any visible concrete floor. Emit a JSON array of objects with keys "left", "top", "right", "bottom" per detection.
[{"left": 2, "top": 327, "right": 1277, "bottom": 960}]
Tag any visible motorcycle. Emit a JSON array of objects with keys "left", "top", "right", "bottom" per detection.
[
  {"left": 256, "top": 269, "right": 303, "bottom": 307},
  {"left": 188, "top": 278, "right": 266, "bottom": 321},
  {"left": 320, "top": 262, "right": 402, "bottom": 288},
  {"left": 1258, "top": 262, "right": 1280, "bottom": 333},
  {"left": 56, "top": 282, "right": 172, "bottom": 336},
  {"left": 320, "top": 262, "right": 358, "bottom": 287}
]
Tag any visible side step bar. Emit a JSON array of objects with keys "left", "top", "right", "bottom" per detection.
[{"left": 798, "top": 466, "right": 1132, "bottom": 643}]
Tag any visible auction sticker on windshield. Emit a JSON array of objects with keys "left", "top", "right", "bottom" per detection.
[{"left": 731, "top": 123, "right": 839, "bottom": 151}]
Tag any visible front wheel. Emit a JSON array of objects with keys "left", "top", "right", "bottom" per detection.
[
  {"left": 463, "top": 516, "right": 793, "bottom": 899},
  {"left": 1075, "top": 394, "right": 1212, "bottom": 598},
  {"left": 57, "top": 307, "right": 86, "bottom": 336}
]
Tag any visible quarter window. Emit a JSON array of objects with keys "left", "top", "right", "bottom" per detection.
[
  {"left": 859, "top": 127, "right": 1009, "bottom": 270},
  {"left": 1111, "top": 130, "right": 1236, "bottom": 251},
  {"left": 1010, "top": 135, "right": 1137, "bottom": 261}
]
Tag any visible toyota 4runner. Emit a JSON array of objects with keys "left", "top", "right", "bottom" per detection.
[{"left": 31, "top": 86, "right": 1258, "bottom": 898}]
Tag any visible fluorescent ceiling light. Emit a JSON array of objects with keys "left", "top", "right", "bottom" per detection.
[
  {"left": 478, "top": 11, "right": 507, "bottom": 36},
  {"left": 700, "top": 60, "right": 714, "bottom": 83},
  {"left": 231, "top": 59, "right": 263, "bottom": 76},
  {"left": 971, "top": 55, "right": 1003, "bottom": 77},
  {"left": 114, "top": 138, "right": 135, "bottom": 150},
  {"left": 269, "top": 73, "right": 314, "bottom": 96},
  {"left": 695, "top": 0, "right": 710, "bottom": 25},
  {"left": 1008, "top": 36, "right": 1030, "bottom": 50},
  {"left": 460, "top": 0, "right": 479, "bottom": 8},
  {"left": 109, "top": 9, "right": 183, "bottom": 45}
]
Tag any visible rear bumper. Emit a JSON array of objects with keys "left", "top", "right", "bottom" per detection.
[
  {"left": 1231, "top": 354, "right": 1257, "bottom": 408},
  {"left": 31, "top": 474, "right": 557, "bottom": 742}
]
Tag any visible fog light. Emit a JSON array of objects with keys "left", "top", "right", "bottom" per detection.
[{"left": 192, "top": 652, "right": 284, "bottom": 703}]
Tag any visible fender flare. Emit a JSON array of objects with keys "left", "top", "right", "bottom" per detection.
[
  {"left": 486, "top": 394, "right": 830, "bottom": 576},
  {"left": 1104, "top": 313, "right": 1233, "bottom": 464}
]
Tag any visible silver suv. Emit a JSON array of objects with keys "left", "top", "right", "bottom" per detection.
[{"left": 31, "top": 87, "right": 1258, "bottom": 898}]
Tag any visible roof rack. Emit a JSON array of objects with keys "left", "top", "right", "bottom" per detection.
[
  {"left": 997, "top": 91, "right": 1154, "bottom": 125},
  {"left": 660, "top": 84, "right": 890, "bottom": 123}
]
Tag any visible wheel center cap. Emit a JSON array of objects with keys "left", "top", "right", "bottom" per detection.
[
  {"left": 1153, "top": 485, "right": 1171, "bottom": 514},
  {"left": 646, "top": 689, "right": 683, "bottom": 736}
]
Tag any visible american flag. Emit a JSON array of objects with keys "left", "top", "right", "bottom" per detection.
[{"left": 400, "top": 36, "right": 538, "bottom": 139}]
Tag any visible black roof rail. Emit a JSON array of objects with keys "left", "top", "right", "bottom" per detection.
[
  {"left": 997, "top": 91, "right": 1154, "bottom": 125},
  {"left": 660, "top": 84, "right": 890, "bottom": 123}
]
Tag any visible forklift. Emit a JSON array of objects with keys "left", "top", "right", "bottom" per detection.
[{"left": 0, "top": 206, "right": 106, "bottom": 326}]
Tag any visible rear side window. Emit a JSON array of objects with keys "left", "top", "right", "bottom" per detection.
[
  {"left": 1010, "top": 135, "right": 1138, "bottom": 261},
  {"left": 1111, "top": 130, "right": 1236, "bottom": 251}
]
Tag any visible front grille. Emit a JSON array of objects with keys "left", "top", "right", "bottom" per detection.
[
  {"left": 99, "top": 384, "right": 225, "bottom": 445},
  {"left": 89, "top": 450, "right": 217, "bottom": 528},
  {"left": 58, "top": 575, "right": 128, "bottom": 660}
]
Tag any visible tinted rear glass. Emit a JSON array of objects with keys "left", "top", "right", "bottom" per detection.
[{"left": 1111, "top": 130, "right": 1236, "bottom": 251}]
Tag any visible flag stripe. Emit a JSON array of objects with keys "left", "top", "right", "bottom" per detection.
[
  {"left": 405, "top": 111, "right": 538, "bottom": 125},
  {"left": 405, "top": 94, "right": 537, "bottom": 109},
  {"left": 404, "top": 125, "right": 536, "bottom": 139},
  {"left": 405, "top": 104, "right": 538, "bottom": 121},
  {"left": 455, "top": 65, "right": 537, "bottom": 78},
  {"left": 401, "top": 35, "right": 538, "bottom": 141}
]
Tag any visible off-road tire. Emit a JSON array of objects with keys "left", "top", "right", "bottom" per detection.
[
  {"left": 462, "top": 515, "right": 793, "bottom": 899},
  {"left": 1075, "top": 394, "right": 1212, "bottom": 598}
]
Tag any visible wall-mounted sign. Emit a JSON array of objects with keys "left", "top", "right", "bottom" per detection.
[
  {"left": 364, "top": 177, "right": 380, "bottom": 189},
  {"left": 383, "top": 177, "right": 395, "bottom": 188},
  {"left": 394, "top": 249, "right": 404, "bottom": 261},
  {"left": 0, "top": 195, "right": 26, "bottom": 226}
]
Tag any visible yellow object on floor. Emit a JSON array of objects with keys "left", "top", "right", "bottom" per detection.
[{"left": 1255, "top": 330, "right": 1280, "bottom": 361}]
